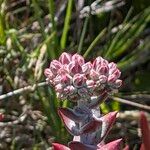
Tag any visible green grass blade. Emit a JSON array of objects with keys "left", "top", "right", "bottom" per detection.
[
  {"left": 104, "top": 7, "right": 150, "bottom": 59},
  {"left": 83, "top": 28, "right": 106, "bottom": 58},
  {"left": 48, "top": 0, "right": 59, "bottom": 57},
  {"left": 60, "top": 0, "right": 73, "bottom": 50},
  {"left": 78, "top": 17, "right": 89, "bottom": 54}
]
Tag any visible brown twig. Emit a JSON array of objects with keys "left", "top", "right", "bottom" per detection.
[
  {"left": 0, "top": 82, "right": 47, "bottom": 100},
  {"left": 113, "top": 96, "right": 150, "bottom": 111}
]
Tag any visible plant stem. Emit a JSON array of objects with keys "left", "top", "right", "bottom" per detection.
[{"left": 113, "top": 97, "right": 150, "bottom": 111}]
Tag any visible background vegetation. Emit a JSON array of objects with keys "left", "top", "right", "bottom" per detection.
[{"left": 0, "top": 0, "right": 150, "bottom": 149}]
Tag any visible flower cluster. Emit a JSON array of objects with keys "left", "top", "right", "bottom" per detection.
[
  {"left": 45, "top": 52, "right": 123, "bottom": 150},
  {"left": 44, "top": 52, "right": 122, "bottom": 102}
]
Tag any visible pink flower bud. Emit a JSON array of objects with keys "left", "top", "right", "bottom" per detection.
[
  {"left": 60, "top": 73, "right": 72, "bottom": 85},
  {"left": 58, "top": 64, "right": 68, "bottom": 74},
  {"left": 108, "top": 62, "right": 117, "bottom": 69},
  {"left": 108, "top": 62, "right": 117, "bottom": 74},
  {"left": 53, "top": 75, "right": 62, "bottom": 85},
  {"left": 114, "top": 79, "right": 122, "bottom": 88},
  {"left": 59, "top": 52, "right": 71, "bottom": 64},
  {"left": 44, "top": 68, "right": 54, "bottom": 79},
  {"left": 112, "top": 69, "right": 121, "bottom": 78},
  {"left": 90, "top": 69, "right": 99, "bottom": 80},
  {"left": 64, "top": 86, "right": 77, "bottom": 95},
  {"left": 68, "top": 61, "right": 82, "bottom": 75},
  {"left": 82, "top": 62, "right": 92, "bottom": 74},
  {"left": 108, "top": 70, "right": 121, "bottom": 83},
  {"left": 55, "top": 84, "right": 63, "bottom": 93},
  {"left": 92, "top": 56, "right": 103, "bottom": 69},
  {"left": 99, "top": 75, "right": 107, "bottom": 83},
  {"left": 97, "top": 65, "right": 109, "bottom": 75},
  {"left": 73, "top": 74, "right": 87, "bottom": 87},
  {"left": 72, "top": 53, "right": 85, "bottom": 65},
  {"left": 107, "top": 75, "right": 116, "bottom": 83},
  {"left": 86, "top": 80, "right": 95, "bottom": 88},
  {"left": 50, "top": 60, "right": 62, "bottom": 74}
]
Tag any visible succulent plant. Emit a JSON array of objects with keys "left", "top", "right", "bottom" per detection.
[{"left": 45, "top": 52, "right": 122, "bottom": 150}]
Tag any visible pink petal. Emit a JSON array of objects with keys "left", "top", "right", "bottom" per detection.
[
  {"left": 98, "top": 139, "right": 122, "bottom": 150},
  {"left": 59, "top": 52, "right": 72, "bottom": 64},
  {"left": 140, "top": 112, "right": 150, "bottom": 150},
  {"left": 52, "top": 143, "right": 70, "bottom": 150}
]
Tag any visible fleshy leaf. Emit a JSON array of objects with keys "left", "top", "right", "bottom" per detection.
[
  {"left": 58, "top": 108, "right": 86, "bottom": 123},
  {"left": 88, "top": 91, "right": 108, "bottom": 108},
  {"left": 100, "top": 111, "right": 118, "bottom": 141},
  {"left": 69, "top": 141, "right": 96, "bottom": 150},
  {"left": 58, "top": 108, "right": 80, "bottom": 135},
  {"left": 98, "top": 139, "right": 122, "bottom": 150},
  {"left": 80, "top": 119, "right": 102, "bottom": 134},
  {"left": 140, "top": 112, "right": 150, "bottom": 150},
  {"left": 52, "top": 143, "right": 70, "bottom": 150}
]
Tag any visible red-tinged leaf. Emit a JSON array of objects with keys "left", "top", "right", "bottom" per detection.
[
  {"left": 69, "top": 141, "right": 96, "bottom": 150},
  {"left": 80, "top": 119, "right": 102, "bottom": 134},
  {"left": 0, "top": 113, "right": 4, "bottom": 121},
  {"left": 140, "top": 144, "right": 145, "bottom": 150},
  {"left": 89, "top": 91, "right": 108, "bottom": 108},
  {"left": 52, "top": 143, "right": 70, "bottom": 150},
  {"left": 58, "top": 108, "right": 80, "bottom": 136},
  {"left": 98, "top": 139, "right": 122, "bottom": 150},
  {"left": 100, "top": 111, "right": 118, "bottom": 141},
  {"left": 123, "top": 145, "right": 130, "bottom": 150},
  {"left": 58, "top": 108, "right": 86, "bottom": 123},
  {"left": 140, "top": 112, "right": 150, "bottom": 150}
]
